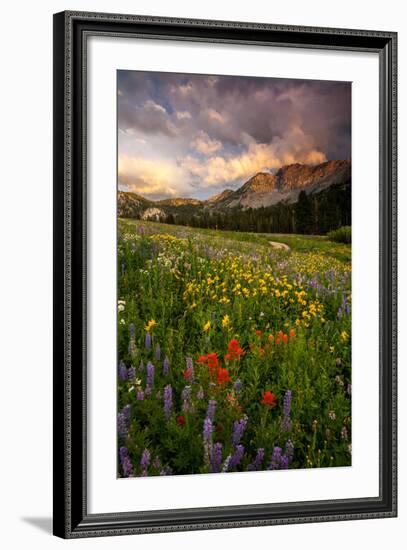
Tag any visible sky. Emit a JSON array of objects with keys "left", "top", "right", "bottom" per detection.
[{"left": 118, "top": 71, "right": 351, "bottom": 200}]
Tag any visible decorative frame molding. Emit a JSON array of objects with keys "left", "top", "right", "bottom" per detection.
[{"left": 53, "top": 11, "right": 397, "bottom": 538}]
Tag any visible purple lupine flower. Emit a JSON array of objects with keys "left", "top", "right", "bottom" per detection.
[
  {"left": 163, "top": 356, "right": 169, "bottom": 376},
  {"left": 182, "top": 385, "right": 192, "bottom": 412},
  {"left": 280, "top": 455, "right": 289, "bottom": 469},
  {"left": 283, "top": 390, "right": 292, "bottom": 417},
  {"left": 121, "top": 454, "right": 133, "bottom": 477},
  {"left": 206, "top": 400, "right": 217, "bottom": 422},
  {"left": 117, "top": 412, "right": 128, "bottom": 439},
  {"left": 129, "top": 323, "right": 136, "bottom": 339},
  {"left": 127, "top": 367, "right": 135, "bottom": 380},
  {"left": 203, "top": 417, "right": 214, "bottom": 442},
  {"left": 185, "top": 357, "right": 194, "bottom": 383},
  {"left": 281, "top": 390, "right": 292, "bottom": 432},
  {"left": 247, "top": 448, "right": 265, "bottom": 471},
  {"left": 119, "top": 446, "right": 128, "bottom": 462},
  {"left": 197, "top": 386, "right": 204, "bottom": 400},
  {"left": 146, "top": 361, "right": 155, "bottom": 388},
  {"left": 144, "top": 386, "right": 152, "bottom": 396},
  {"left": 285, "top": 439, "right": 294, "bottom": 463},
  {"left": 140, "top": 448, "right": 151, "bottom": 469},
  {"left": 155, "top": 343, "right": 161, "bottom": 361},
  {"left": 136, "top": 390, "right": 145, "bottom": 401},
  {"left": 145, "top": 332, "right": 151, "bottom": 351},
  {"left": 163, "top": 384, "right": 173, "bottom": 419},
  {"left": 232, "top": 417, "right": 248, "bottom": 446},
  {"left": 118, "top": 404, "right": 132, "bottom": 439},
  {"left": 229, "top": 444, "right": 245, "bottom": 470},
  {"left": 138, "top": 225, "right": 146, "bottom": 235},
  {"left": 118, "top": 361, "right": 128, "bottom": 381},
  {"left": 234, "top": 379, "right": 242, "bottom": 394},
  {"left": 210, "top": 442, "right": 223, "bottom": 473},
  {"left": 268, "top": 446, "right": 282, "bottom": 470},
  {"left": 119, "top": 446, "right": 133, "bottom": 477},
  {"left": 122, "top": 404, "right": 131, "bottom": 423}
]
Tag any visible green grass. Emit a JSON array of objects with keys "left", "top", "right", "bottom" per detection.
[{"left": 119, "top": 219, "right": 351, "bottom": 262}]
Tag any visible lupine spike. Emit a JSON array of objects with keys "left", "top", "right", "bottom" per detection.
[
  {"left": 163, "top": 384, "right": 173, "bottom": 419},
  {"left": 163, "top": 356, "right": 169, "bottom": 375}
]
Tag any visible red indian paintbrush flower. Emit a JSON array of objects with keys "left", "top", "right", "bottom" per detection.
[
  {"left": 176, "top": 415, "right": 185, "bottom": 426},
  {"left": 217, "top": 368, "right": 231, "bottom": 385},
  {"left": 261, "top": 390, "right": 278, "bottom": 408},
  {"left": 207, "top": 353, "right": 219, "bottom": 368},
  {"left": 225, "top": 339, "right": 244, "bottom": 360}
]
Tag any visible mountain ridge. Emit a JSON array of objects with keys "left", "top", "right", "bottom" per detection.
[{"left": 118, "top": 159, "right": 351, "bottom": 220}]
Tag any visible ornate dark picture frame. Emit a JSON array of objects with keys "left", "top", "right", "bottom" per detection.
[{"left": 53, "top": 11, "right": 397, "bottom": 538}]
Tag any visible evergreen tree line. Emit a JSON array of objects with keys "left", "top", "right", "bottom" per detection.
[{"left": 163, "top": 184, "right": 351, "bottom": 235}]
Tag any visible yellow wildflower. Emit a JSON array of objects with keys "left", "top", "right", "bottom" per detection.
[
  {"left": 222, "top": 314, "right": 230, "bottom": 328},
  {"left": 203, "top": 321, "right": 211, "bottom": 332},
  {"left": 145, "top": 319, "right": 157, "bottom": 331}
]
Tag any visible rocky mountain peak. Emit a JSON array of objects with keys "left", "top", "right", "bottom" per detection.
[
  {"left": 238, "top": 172, "right": 276, "bottom": 194},
  {"left": 276, "top": 160, "right": 351, "bottom": 192}
]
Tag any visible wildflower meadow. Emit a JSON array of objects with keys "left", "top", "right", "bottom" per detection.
[{"left": 117, "top": 220, "right": 351, "bottom": 477}]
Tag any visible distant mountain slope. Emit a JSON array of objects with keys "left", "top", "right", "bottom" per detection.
[
  {"left": 206, "top": 189, "right": 234, "bottom": 204},
  {"left": 212, "top": 160, "right": 351, "bottom": 209},
  {"left": 117, "top": 160, "right": 351, "bottom": 219},
  {"left": 156, "top": 197, "right": 203, "bottom": 206},
  {"left": 117, "top": 191, "right": 152, "bottom": 218}
]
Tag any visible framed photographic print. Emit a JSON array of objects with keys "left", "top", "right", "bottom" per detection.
[{"left": 53, "top": 11, "right": 397, "bottom": 538}]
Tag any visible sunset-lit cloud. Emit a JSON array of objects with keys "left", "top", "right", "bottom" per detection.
[
  {"left": 118, "top": 155, "right": 194, "bottom": 198},
  {"left": 118, "top": 71, "right": 350, "bottom": 199},
  {"left": 191, "top": 131, "right": 223, "bottom": 156}
]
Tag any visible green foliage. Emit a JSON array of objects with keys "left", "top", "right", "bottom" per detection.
[{"left": 327, "top": 226, "right": 352, "bottom": 244}]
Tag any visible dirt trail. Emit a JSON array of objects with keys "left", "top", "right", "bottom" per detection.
[{"left": 269, "top": 241, "right": 290, "bottom": 251}]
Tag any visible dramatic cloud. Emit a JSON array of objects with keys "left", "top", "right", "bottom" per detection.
[
  {"left": 118, "top": 155, "right": 194, "bottom": 198},
  {"left": 118, "top": 71, "right": 350, "bottom": 199},
  {"left": 191, "top": 131, "right": 223, "bottom": 155}
]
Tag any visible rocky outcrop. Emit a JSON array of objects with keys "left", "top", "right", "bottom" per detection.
[{"left": 140, "top": 207, "right": 166, "bottom": 221}]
